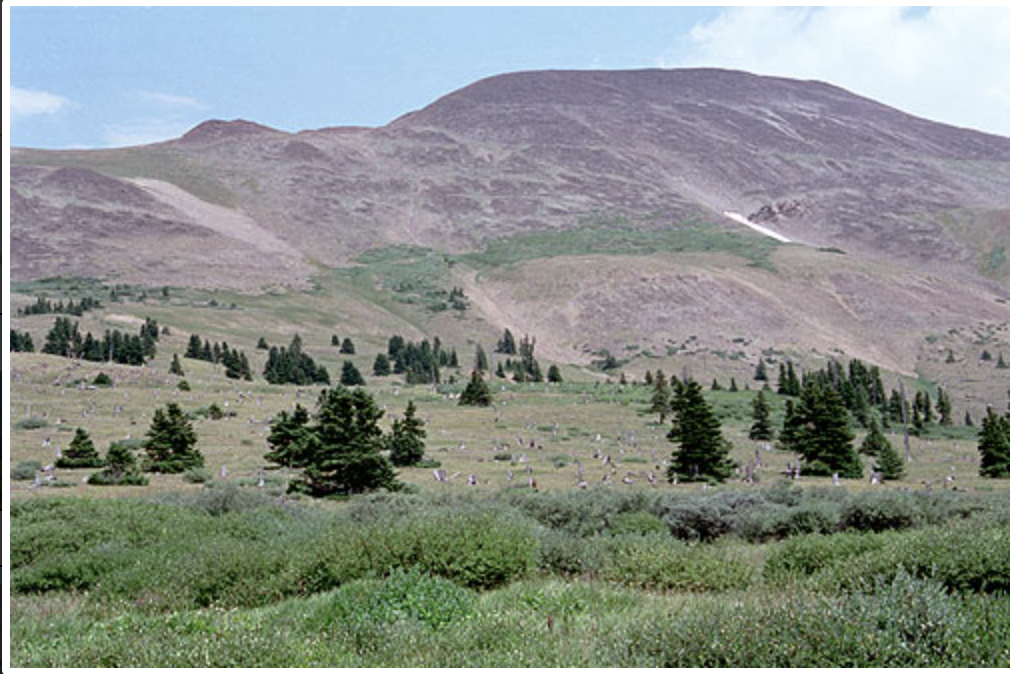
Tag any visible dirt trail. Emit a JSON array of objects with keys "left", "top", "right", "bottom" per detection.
[{"left": 128, "top": 178, "right": 304, "bottom": 259}]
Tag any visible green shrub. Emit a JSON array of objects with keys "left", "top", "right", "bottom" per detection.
[
  {"left": 12, "top": 460, "right": 43, "bottom": 481},
  {"left": 841, "top": 491, "right": 923, "bottom": 532},
  {"left": 763, "top": 532, "right": 886, "bottom": 584},
  {"left": 315, "top": 567, "right": 476, "bottom": 629},
  {"left": 181, "top": 467, "right": 212, "bottom": 484},
  {"left": 607, "top": 511, "right": 668, "bottom": 536},
  {"left": 536, "top": 532, "right": 607, "bottom": 577},
  {"left": 604, "top": 535, "right": 753, "bottom": 592},
  {"left": 92, "top": 373, "right": 113, "bottom": 387},
  {"left": 14, "top": 418, "right": 49, "bottom": 430}
]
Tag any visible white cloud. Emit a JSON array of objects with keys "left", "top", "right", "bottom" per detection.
[
  {"left": 102, "top": 119, "right": 194, "bottom": 147},
  {"left": 137, "top": 91, "right": 206, "bottom": 109},
  {"left": 661, "top": 6, "right": 1010, "bottom": 136},
  {"left": 11, "top": 86, "right": 70, "bottom": 119}
]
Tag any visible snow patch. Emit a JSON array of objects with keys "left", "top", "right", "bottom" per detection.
[{"left": 723, "top": 211, "right": 792, "bottom": 243}]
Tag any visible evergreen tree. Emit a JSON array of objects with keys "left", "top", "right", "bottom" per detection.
[
  {"left": 997, "top": 353, "right": 1008, "bottom": 369},
  {"left": 935, "top": 387, "right": 953, "bottom": 426},
  {"left": 257, "top": 337, "right": 269, "bottom": 349},
  {"left": 796, "top": 380, "right": 861, "bottom": 478},
  {"left": 340, "top": 361, "right": 366, "bottom": 386},
  {"left": 778, "top": 399, "right": 805, "bottom": 454},
  {"left": 978, "top": 408, "right": 1010, "bottom": 478},
  {"left": 650, "top": 370, "right": 671, "bottom": 423},
  {"left": 495, "top": 361, "right": 506, "bottom": 379},
  {"left": 474, "top": 344, "right": 489, "bottom": 373},
  {"left": 459, "top": 370, "right": 493, "bottom": 407},
  {"left": 265, "top": 404, "right": 311, "bottom": 469},
  {"left": 644, "top": 370, "right": 654, "bottom": 386},
  {"left": 753, "top": 359, "right": 768, "bottom": 381},
  {"left": 10, "top": 329, "right": 35, "bottom": 352},
  {"left": 56, "top": 428, "right": 105, "bottom": 468},
  {"left": 169, "top": 353, "right": 185, "bottom": 376},
  {"left": 710, "top": 378, "right": 723, "bottom": 391},
  {"left": 331, "top": 335, "right": 341, "bottom": 347},
  {"left": 964, "top": 410, "right": 974, "bottom": 427},
  {"left": 496, "top": 328, "right": 518, "bottom": 355},
  {"left": 980, "top": 349, "right": 992, "bottom": 361},
  {"left": 388, "top": 400, "right": 427, "bottom": 467},
  {"left": 143, "top": 402, "right": 202, "bottom": 473},
  {"left": 294, "top": 386, "right": 401, "bottom": 496},
  {"left": 945, "top": 349, "right": 956, "bottom": 363},
  {"left": 748, "top": 390, "right": 774, "bottom": 441},
  {"left": 859, "top": 417, "right": 892, "bottom": 456},
  {"left": 888, "top": 389, "right": 908, "bottom": 425},
  {"left": 88, "top": 441, "right": 148, "bottom": 486},
  {"left": 729, "top": 378, "right": 739, "bottom": 393},
  {"left": 547, "top": 364, "right": 563, "bottom": 383},
  {"left": 185, "top": 333, "right": 203, "bottom": 358},
  {"left": 340, "top": 337, "right": 356, "bottom": 355},
  {"left": 667, "top": 379, "right": 734, "bottom": 483},
  {"left": 372, "top": 353, "right": 392, "bottom": 376},
  {"left": 874, "top": 438, "right": 906, "bottom": 480}
]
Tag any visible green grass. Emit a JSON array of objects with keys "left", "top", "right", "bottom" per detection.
[{"left": 458, "top": 222, "right": 781, "bottom": 272}]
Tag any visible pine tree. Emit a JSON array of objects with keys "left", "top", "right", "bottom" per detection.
[
  {"left": 547, "top": 364, "right": 563, "bottom": 383},
  {"left": 644, "top": 370, "right": 654, "bottom": 386},
  {"left": 169, "top": 353, "right": 185, "bottom": 376},
  {"left": 978, "top": 408, "right": 1010, "bottom": 478},
  {"left": 372, "top": 353, "right": 392, "bottom": 376},
  {"left": 340, "top": 361, "right": 366, "bottom": 386},
  {"left": 997, "top": 353, "right": 1008, "bottom": 369},
  {"left": 874, "top": 438, "right": 906, "bottom": 480},
  {"left": 935, "top": 387, "right": 953, "bottom": 426},
  {"left": 474, "top": 344, "right": 489, "bottom": 373},
  {"left": 340, "top": 337, "right": 356, "bottom": 355},
  {"left": 796, "top": 380, "right": 862, "bottom": 478},
  {"left": 185, "top": 334, "right": 203, "bottom": 359},
  {"left": 331, "top": 335, "right": 341, "bottom": 347},
  {"left": 459, "top": 370, "right": 493, "bottom": 407},
  {"left": 777, "top": 399, "right": 804, "bottom": 454},
  {"left": 294, "top": 386, "right": 400, "bottom": 496},
  {"left": 753, "top": 359, "right": 768, "bottom": 381},
  {"left": 88, "top": 441, "right": 148, "bottom": 486},
  {"left": 56, "top": 428, "right": 105, "bottom": 468},
  {"left": 711, "top": 378, "right": 723, "bottom": 391},
  {"left": 495, "top": 361, "right": 506, "bottom": 379},
  {"left": 748, "top": 390, "right": 774, "bottom": 441},
  {"left": 667, "top": 379, "right": 734, "bottom": 482},
  {"left": 945, "top": 349, "right": 956, "bottom": 363},
  {"left": 980, "top": 349, "right": 992, "bottom": 361},
  {"left": 650, "top": 370, "right": 671, "bottom": 422},
  {"left": 496, "top": 328, "right": 517, "bottom": 355},
  {"left": 143, "top": 403, "right": 202, "bottom": 473},
  {"left": 729, "top": 378, "right": 739, "bottom": 393},
  {"left": 257, "top": 337, "right": 269, "bottom": 349},
  {"left": 388, "top": 400, "right": 427, "bottom": 467},
  {"left": 859, "top": 417, "right": 892, "bottom": 456},
  {"left": 265, "top": 404, "right": 311, "bottom": 469},
  {"left": 964, "top": 410, "right": 974, "bottom": 427}
]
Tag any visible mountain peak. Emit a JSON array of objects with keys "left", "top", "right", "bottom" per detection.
[{"left": 179, "top": 119, "right": 280, "bottom": 144}]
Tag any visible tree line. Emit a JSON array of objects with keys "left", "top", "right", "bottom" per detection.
[
  {"left": 17, "top": 295, "right": 102, "bottom": 317},
  {"left": 38, "top": 316, "right": 159, "bottom": 366}
]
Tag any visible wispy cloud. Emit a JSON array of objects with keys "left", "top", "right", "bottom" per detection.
[
  {"left": 12, "top": 86, "right": 70, "bottom": 119},
  {"left": 137, "top": 91, "right": 206, "bottom": 109},
  {"left": 102, "top": 119, "right": 195, "bottom": 147},
  {"left": 660, "top": 6, "right": 1010, "bottom": 136}
]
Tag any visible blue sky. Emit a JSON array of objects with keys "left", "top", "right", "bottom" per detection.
[{"left": 11, "top": 6, "right": 1010, "bottom": 148}]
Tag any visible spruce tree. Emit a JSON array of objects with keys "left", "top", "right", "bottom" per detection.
[
  {"left": 964, "top": 410, "right": 974, "bottom": 427},
  {"left": 265, "top": 404, "right": 311, "bottom": 469},
  {"left": 88, "top": 441, "right": 148, "bottom": 486},
  {"left": 56, "top": 428, "right": 104, "bottom": 468},
  {"left": 496, "top": 328, "right": 517, "bottom": 355},
  {"left": 257, "top": 336, "right": 269, "bottom": 349},
  {"left": 331, "top": 334, "right": 341, "bottom": 347},
  {"left": 796, "top": 380, "right": 861, "bottom": 478},
  {"left": 859, "top": 417, "right": 892, "bottom": 456},
  {"left": 874, "top": 439, "right": 906, "bottom": 480},
  {"left": 753, "top": 359, "right": 768, "bottom": 381},
  {"left": 295, "top": 386, "right": 400, "bottom": 496},
  {"left": 340, "top": 361, "right": 366, "bottom": 386},
  {"left": 495, "top": 361, "right": 506, "bottom": 379},
  {"left": 710, "top": 378, "right": 723, "bottom": 391},
  {"left": 667, "top": 379, "right": 734, "bottom": 483},
  {"left": 372, "top": 353, "right": 392, "bottom": 376},
  {"left": 340, "top": 337, "right": 356, "bottom": 355},
  {"left": 997, "top": 353, "right": 1008, "bottom": 369},
  {"left": 547, "top": 364, "right": 563, "bottom": 383},
  {"left": 748, "top": 390, "right": 774, "bottom": 441},
  {"left": 779, "top": 399, "right": 804, "bottom": 454},
  {"left": 474, "top": 345, "right": 489, "bottom": 373},
  {"left": 388, "top": 400, "right": 427, "bottom": 467},
  {"left": 143, "top": 403, "right": 202, "bottom": 473},
  {"left": 459, "top": 370, "right": 493, "bottom": 407},
  {"left": 978, "top": 408, "right": 1010, "bottom": 478},
  {"left": 729, "top": 378, "right": 739, "bottom": 393},
  {"left": 935, "top": 387, "right": 953, "bottom": 426},
  {"left": 650, "top": 370, "right": 671, "bottom": 423},
  {"left": 169, "top": 353, "right": 185, "bottom": 376}
]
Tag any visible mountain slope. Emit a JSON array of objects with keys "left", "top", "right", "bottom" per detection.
[{"left": 10, "top": 68, "right": 1009, "bottom": 380}]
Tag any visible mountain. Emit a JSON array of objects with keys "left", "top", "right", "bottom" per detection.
[{"left": 10, "top": 68, "right": 1010, "bottom": 393}]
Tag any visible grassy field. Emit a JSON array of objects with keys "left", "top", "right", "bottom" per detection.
[{"left": 9, "top": 279, "right": 1009, "bottom": 668}]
